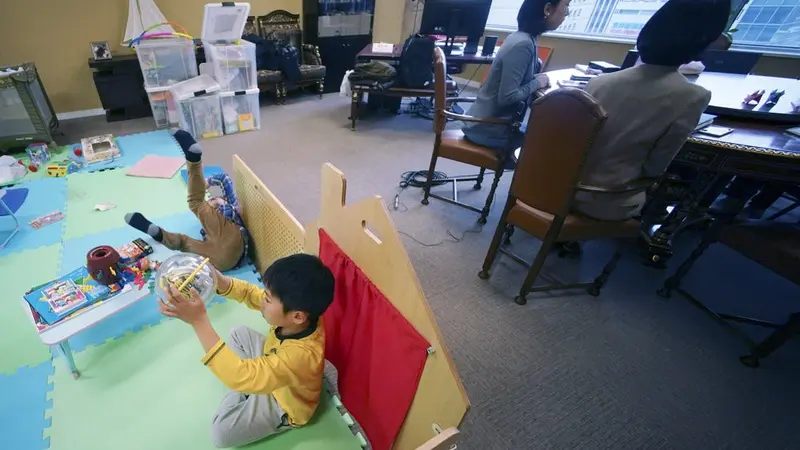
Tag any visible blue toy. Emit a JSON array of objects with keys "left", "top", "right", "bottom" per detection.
[{"left": 25, "top": 142, "right": 51, "bottom": 171}]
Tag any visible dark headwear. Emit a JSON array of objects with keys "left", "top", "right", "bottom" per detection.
[{"left": 637, "top": 0, "right": 731, "bottom": 66}]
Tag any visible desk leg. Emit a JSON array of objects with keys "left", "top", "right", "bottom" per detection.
[
  {"left": 56, "top": 341, "right": 80, "bottom": 379},
  {"left": 349, "top": 91, "right": 362, "bottom": 131},
  {"left": 644, "top": 170, "right": 719, "bottom": 267}
]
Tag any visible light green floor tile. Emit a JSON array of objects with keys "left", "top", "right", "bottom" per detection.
[
  {"left": 47, "top": 300, "right": 362, "bottom": 450},
  {"left": 0, "top": 245, "right": 61, "bottom": 374},
  {"left": 64, "top": 169, "right": 188, "bottom": 240}
]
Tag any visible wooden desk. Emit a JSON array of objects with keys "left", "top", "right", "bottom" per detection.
[
  {"left": 356, "top": 43, "right": 495, "bottom": 65},
  {"left": 540, "top": 69, "right": 800, "bottom": 266}
]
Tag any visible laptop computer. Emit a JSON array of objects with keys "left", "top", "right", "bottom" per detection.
[{"left": 620, "top": 49, "right": 761, "bottom": 75}]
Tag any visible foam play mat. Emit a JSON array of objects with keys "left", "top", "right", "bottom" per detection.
[
  {"left": 0, "top": 130, "right": 467, "bottom": 450},
  {"left": 0, "top": 130, "right": 369, "bottom": 450}
]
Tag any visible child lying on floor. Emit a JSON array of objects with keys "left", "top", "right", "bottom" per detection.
[
  {"left": 159, "top": 254, "right": 335, "bottom": 448},
  {"left": 124, "top": 129, "right": 249, "bottom": 271}
]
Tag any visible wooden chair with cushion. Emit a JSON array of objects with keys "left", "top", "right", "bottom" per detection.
[
  {"left": 253, "top": 10, "right": 326, "bottom": 103},
  {"left": 422, "top": 46, "right": 525, "bottom": 224},
  {"left": 659, "top": 219, "right": 800, "bottom": 368},
  {"left": 479, "top": 88, "right": 656, "bottom": 305}
]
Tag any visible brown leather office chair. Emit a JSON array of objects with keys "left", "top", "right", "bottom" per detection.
[
  {"left": 421, "top": 47, "right": 525, "bottom": 224},
  {"left": 479, "top": 88, "right": 655, "bottom": 305}
]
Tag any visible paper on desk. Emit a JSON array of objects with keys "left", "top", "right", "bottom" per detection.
[{"left": 372, "top": 42, "right": 394, "bottom": 53}]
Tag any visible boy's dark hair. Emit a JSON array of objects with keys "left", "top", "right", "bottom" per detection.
[
  {"left": 517, "top": 0, "right": 561, "bottom": 36},
  {"left": 263, "top": 254, "right": 335, "bottom": 321}
]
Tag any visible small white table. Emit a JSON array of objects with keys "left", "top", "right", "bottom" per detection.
[{"left": 23, "top": 244, "right": 173, "bottom": 378}]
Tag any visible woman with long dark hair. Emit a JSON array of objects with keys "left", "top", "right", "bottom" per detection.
[{"left": 462, "top": 0, "right": 570, "bottom": 154}]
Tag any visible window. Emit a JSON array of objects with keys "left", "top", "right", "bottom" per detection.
[{"left": 486, "top": 0, "right": 800, "bottom": 54}]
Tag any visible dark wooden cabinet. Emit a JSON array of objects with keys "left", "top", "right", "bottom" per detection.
[
  {"left": 318, "top": 35, "right": 372, "bottom": 94},
  {"left": 303, "top": 0, "right": 374, "bottom": 94}
]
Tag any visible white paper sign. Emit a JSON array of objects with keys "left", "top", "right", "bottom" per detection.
[{"left": 372, "top": 42, "right": 394, "bottom": 53}]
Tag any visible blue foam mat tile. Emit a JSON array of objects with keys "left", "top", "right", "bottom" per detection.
[
  {"left": 180, "top": 166, "right": 224, "bottom": 184},
  {"left": 87, "top": 130, "right": 182, "bottom": 172},
  {"left": 60, "top": 211, "right": 261, "bottom": 352},
  {"left": 0, "top": 361, "right": 54, "bottom": 450},
  {"left": 0, "top": 177, "right": 68, "bottom": 255}
]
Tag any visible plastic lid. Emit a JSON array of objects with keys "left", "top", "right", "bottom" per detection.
[
  {"left": 144, "top": 84, "right": 173, "bottom": 93},
  {"left": 202, "top": 2, "right": 251, "bottom": 43},
  {"left": 169, "top": 74, "right": 221, "bottom": 101},
  {"left": 219, "top": 88, "right": 260, "bottom": 97}
]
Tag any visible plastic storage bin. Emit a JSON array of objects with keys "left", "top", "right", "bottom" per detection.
[
  {"left": 170, "top": 75, "right": 223, "bottom": 140},
  {"left": 220, "top": 88, "right": 260, "bottom": 134},
  {"left": 136, "top": 38, "right": 198, "bottom": 88},
  {"left": 202, "top": 41, "right": 257, "bottom": 91},
  {"left": 146, "top": 86, "right": 179, "bottom": 129},
  {"left": 201, "top": 3, "right": 255, "bottom": 91}
]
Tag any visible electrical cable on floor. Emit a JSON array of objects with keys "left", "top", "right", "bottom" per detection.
[{"left": 388, "top": 169, "right": 485, "bottom": 247}]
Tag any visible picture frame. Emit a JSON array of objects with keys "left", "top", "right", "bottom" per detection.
[{"left": 90, "top": 41, "right": 112, "bottom": 61}]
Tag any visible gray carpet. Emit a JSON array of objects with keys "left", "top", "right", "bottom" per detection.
[{"left": 60, "top": 93, "right": 800, "bottom": 450}]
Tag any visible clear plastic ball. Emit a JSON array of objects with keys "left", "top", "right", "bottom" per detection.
[{"left": 154, "top": 252, "right": 218, "bottom": 305}]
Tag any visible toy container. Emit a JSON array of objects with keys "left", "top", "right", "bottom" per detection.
[
  {"left": 220, "top": 88, "right": 261, "bottom": 134},
  {"left": 145, "top": 85, "right": 179, "bottom": 129},
  {"left": 201, "top": 3, "right": 256, "bottom": 92},
  {"left": 170, "top": 75, "right": 223, "bottom": 140},
  {"left": 135, "top": 38, "right": 198, "bottom": 88}
]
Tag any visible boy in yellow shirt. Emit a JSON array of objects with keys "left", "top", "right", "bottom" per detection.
[{"left": 160, "top": 254, "right": 335, "bottom": 448}]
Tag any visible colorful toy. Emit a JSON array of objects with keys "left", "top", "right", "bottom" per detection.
[
  {"left": 121, "top": 257, "right": 157, "bottom": 291},
  {"left": 25, "top": 142, "right": 50, "bottom": 172},
  {"left": 81, "top": 134, "right": 120, "bottom": 165},
  {"left": 46, "top": 164, "right": 68, "bottom": 177},
  {"left": 127, "top": 22, "right": 193, "bottom": 47},
  {"left": 154, "top": 253, "right": 217, "bottom": 304},
  {"left": 765, "top": 89, "right": 785, "bottom": 107},
  {"left": 743, "top": 89, "right": 765, "bottom": 106},
  {"left": 86, "top": 245, "right": 123, "bottom": 286}
]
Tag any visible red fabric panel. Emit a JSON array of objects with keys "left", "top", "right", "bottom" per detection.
[{"left": 319, "top": 229, "right": 430, "bottom": 450}]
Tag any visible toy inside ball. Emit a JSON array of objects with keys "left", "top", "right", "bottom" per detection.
[{"left": 154, "top": 253, "right": 218, "bottom": 305}]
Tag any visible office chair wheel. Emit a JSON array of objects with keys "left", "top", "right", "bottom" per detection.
[
  {"left": 656, "top": 287, "right": 672, "bottom": 299},
  {"left": 739, "top": 354, "right": 760, "bottom": 368},
  {"left": 514, "top": 295, "right": 527, "bottom": 305},
  {"left": 478, "top": 270, "right": 489, "bottom": 280},
  {"left": 588, "top": 286, "right": 601, "bottom": 297},
  {"left": 477, "top": 216, "right": 487, "bottom": 225},
  {"left": 473, "top": 183, "right": 482, "bottom": 190},
  {"left": 421, "top": 198, "right": 429, "bottom": 206}
]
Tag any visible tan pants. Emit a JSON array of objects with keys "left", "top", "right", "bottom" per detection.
[{"left": 161, "top": 161, "right": 244, "bottom": 271}]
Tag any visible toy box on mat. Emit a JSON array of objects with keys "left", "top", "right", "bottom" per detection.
[
  {"left": 146, "top": 85, "right": 180, "bottom": 129},
  {"left": 220, "top": 88, "right": 260, "bottom": 134},
  {"left": 135, "top": 38, "right": 198, "bottom": 88},
  {"left": 170, "top": 75, "right": 223, "bottom": 140},
  {"left": 201, "top": 3, "right": 256, "bottom": 92},
  {"left": 81, "top": 134, "right": 120, "bottom": 165}
]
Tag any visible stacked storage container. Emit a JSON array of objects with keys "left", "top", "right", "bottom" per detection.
[
  {"left": 136, "top": 38, "right": 198, "bottom": 129},
  {"left": 201, "top": 3, "right": 261, "bottom": 135},
  {"left": 170, "top": 74, "right": 224, "bottom": 139}
]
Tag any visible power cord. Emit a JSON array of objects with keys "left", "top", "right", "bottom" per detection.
[{"left": 388, "top": 169, "right": 486, "bottom": 247}]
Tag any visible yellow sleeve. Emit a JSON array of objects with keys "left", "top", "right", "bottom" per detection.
[
  {"left": 200, "top": 340, "right": 307, "bottom": 395},
  {"left": 217, "top": 277, "right": 263, "bottom": 311}
]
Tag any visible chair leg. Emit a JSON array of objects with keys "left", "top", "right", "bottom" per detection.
[
  {"left": 740, "top": 312, "right": 800, "bottom": 368},
  {"left": 350, "top": 91, "right": 360, "bottom": 131},
  {"left": 765, "top": 200, "right": 799, "bottom": 220},
  {"left": 657, "top": 222, "right": 721, "bottom": 299},
  {"left": 503, "top": 224, "right": 515, "bottom": 246},
  {"left": 479, "top": 197, "right": 515, "bottom": 280},
  {"left": 516, "top": 220, "right": 564, "bottom": 305},
  {"left": 588, "top": 247, "right": 624, "bottom": 297},
  {"left": 478, "top": 168, "right": 503, "bottom": 225},
  {"left": 474, "top": 168, "right": 486, "bottom": 190},
  {"left": 318, "top": 80, "right": 324, "bottom": 99},
  {"left": 422, "top": 142, "right": 440, "bottom": 206},
  {"left": 0, "top": 199, "right": 20, "bottom": 252}
]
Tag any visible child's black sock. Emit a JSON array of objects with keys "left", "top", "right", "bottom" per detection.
[
  {"left": 124, "top": 212, "right": 163, "bottom": 242},
  {"left": 170, "top": 128, "right": 203, "bottom": 163}
]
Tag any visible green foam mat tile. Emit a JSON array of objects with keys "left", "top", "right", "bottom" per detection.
[
  {"left": 63, "top": 169, "right": 188, "bottom": 240},
  {"left": 46, "top": 300, "right": 362, "bottom": 450},
  {"left": 0, "top": 244, "right": 61, "bottom": 374}
]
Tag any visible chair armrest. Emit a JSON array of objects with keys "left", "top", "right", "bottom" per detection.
[
  {"left": 577, "top": 178, "right": 658, "bottom": 195},
  {"left": 445, "top": 97, "right": 477, "bottom": 104},
  {"left": 442, "top": 110, "right": 519, "bottom": 126},
  {"left": 301, "top": 44, "right": 322, "bottom": 66}
]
